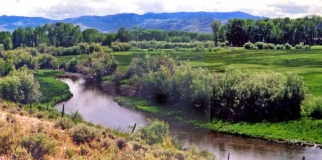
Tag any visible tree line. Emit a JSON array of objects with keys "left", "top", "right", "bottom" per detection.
[
  {"left": 211, "top": 15, "right": 322, "bottom": 46},
  {"left": 0, "top": 23, "right": 213, "bottom": 50}
]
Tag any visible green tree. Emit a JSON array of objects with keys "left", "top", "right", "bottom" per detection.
[
  {"left": 210, "top": 20, "right": 222, "bottom": 45},
  {"left": 0, "top": 67, "right": 41, "bottom": 104},
  {"left": 12, "top": 27, "right": 26, "bottom": 48},
  {"left": 83, "top": 28, "right": 100, "bottom": 44},
  {"left": 226, "top": 19, "right": 248, "bottom": 46},
  {"left": 24, "top": 27, "right": 35, "bottom": 47},
  {"left": 117, "top": 27, "right": 129, "bottom": 42},
  {"left": 0, "top": 31, "right": 13, "bottom": 50},
  {"left": 34, "top": 26, "right": 49, "bottom": 46}
]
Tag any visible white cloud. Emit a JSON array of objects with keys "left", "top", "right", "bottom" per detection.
[{"left": 0, "top": 0, "right": 321, "bottom": 19}]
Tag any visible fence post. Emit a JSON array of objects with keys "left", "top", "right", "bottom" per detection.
[
  {"left": 132, "top": 123, "right": 137, "bottom": 133},
  {"left": 62, "top": 104, "right": 65, "bottom": 117}
]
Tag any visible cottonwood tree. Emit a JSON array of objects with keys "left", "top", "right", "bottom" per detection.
[{"left": 210, "top": 20, "right": 222, "bottom": 46}]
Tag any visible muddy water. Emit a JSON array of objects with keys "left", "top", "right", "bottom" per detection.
[{"left": 55, "top": 78, "right": 322, "bottom": 160}]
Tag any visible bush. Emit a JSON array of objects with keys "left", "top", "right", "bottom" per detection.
[
  {"left": 71, "top": 123, "right": 100, "bottom": 144},
  {"left": 0, "top": 126, "right": 17, "bottom": 154},
  {"left": 21, "top": 133, "right": 58, "bottom": 159},
  {"left": 65, "top": 57, "right": 78, "bottom": 72},
  {"left": 89, "top": 43, "right": 103, "bottom": 53},
  {"left": 285, "top": 43, "right": 292, "bottom": 49},
  {"left": 59, "top": 46, "right": 82, "bottom": 56},
  {"left": 70, "top": 111, "right": 83, "bottom": 122},
  {"left": 194, "top": 45, "right": 204, "bottom": 52},
  {"left": 6, "top": 114, "right": 16, "bottom": 123},
  {"left": 111, "top": 42, "right": 131, "bottom": 52},
  {"left": 13, "top": 147, "right": 32, "bottom": 160},
  {"left": 138, "top": 120, "right": 170, "bottom": 145},
  {"left": 307, "top": 97, "right": 322, "bottom": 119},
  {"left": 36, "top": 112, "right": 44, "bottom": 119},
  {"left": 79, "top": 145, "right": 90, "bottom": 156},
  {"left": 295, "top": 44, "right": 303, "bottom": 49},
  {"left": 211, "top": 69, "right": 305, "bottom": 122},
  {"left": 37, "top": 54, "right": 59, "bottom": 69},
  {"left": 268, "top": 43, "right": 275, "bottom": 49},
  {"left": 304, "top": 45, "right": 311, "bottom": 49},
  {"left": 276, "top": 44, "right": 284, "bottom": 50},
  {"left": 255, "top": 42, "right": 265, "bottom": 49},
  {"left": 243, "top": 42, "right": 255, "bottom": 49},
  {"left": 263, "top": 43, "right": 269, "bottom": 49},
  {"left": 218, "top": 42, "right": 226, "bottom": 47},
  {"left": 65, "top": 148, "right": 75, "bottom": 158},
  {"left": 116, "top": 138, "right": 127, "bottom": 150},
  {"left": 128, "top": 54, "right": 213, "bottom": 107},
  {"left": 55, "top": 117, "right": 74, "bottom": 130}
]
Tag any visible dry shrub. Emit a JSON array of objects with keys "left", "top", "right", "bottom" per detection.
[
  {"left": 6, "top": 114, "right": 16, "bottom": 123},
  {"left": 71, "top": 123, "right": 100, "bottom": 144},
  {"left": 55, "top": 117, "right": 74, "bottom": 130},
  {"left": 65, "top": 148, "right": 76, "bottom": 158},
  {"left": 21, "top": 133, "right": 59, "bottom": 159},
  {"left": 116, "top": 138, "right": 127, "bottom": 150},
  {"left": 79, "top": 145, "right": 90, "bottom": 156}
]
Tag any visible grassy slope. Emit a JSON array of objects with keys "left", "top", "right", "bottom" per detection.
[
  {"left": 35, "top": 70, "right": 73, "bottom": 103},
  {"left": 0, "top": 101, "right": 214, "bottom": 159}
]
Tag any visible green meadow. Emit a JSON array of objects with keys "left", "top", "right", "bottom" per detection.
[{"left": 100, "top": 47, "right": 322, "bottom": 96}]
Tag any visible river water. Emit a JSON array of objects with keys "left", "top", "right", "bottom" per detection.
[{"left": 55, "top": 78, "right": 322, "bottom": 160}]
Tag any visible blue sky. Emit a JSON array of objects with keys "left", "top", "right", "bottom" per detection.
[{"left": 0, "top": 0, "right": 320, "bottom": 19}]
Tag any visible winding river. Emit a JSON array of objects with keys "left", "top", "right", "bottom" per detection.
[{"left": 55, "top": 78, "right": 322, "bottom": 160}]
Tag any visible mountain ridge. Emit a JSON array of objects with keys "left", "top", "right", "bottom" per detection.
[{"left": 0, "top": 11, "right": 266, "bottom": 33}]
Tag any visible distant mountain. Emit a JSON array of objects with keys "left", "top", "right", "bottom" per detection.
[{"left": 0, "top": 11, "right": 266, "bottom": 33}]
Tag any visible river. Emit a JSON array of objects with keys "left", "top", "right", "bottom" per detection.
[{"left": 55, "top": 78, "right": 322, "bottom": 160}]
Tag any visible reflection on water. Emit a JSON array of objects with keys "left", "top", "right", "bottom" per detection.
[
  {"left": 55, "top": 78, "right": 149, "bottom": 131},
  {"left": 55, "top": 78, "right": 322, "bottom": 160}
]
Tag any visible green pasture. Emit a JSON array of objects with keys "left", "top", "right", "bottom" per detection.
[{"left": 58, "top": 47, "right": 322, "bottom": 96}]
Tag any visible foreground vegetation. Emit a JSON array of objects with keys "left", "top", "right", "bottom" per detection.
[{"left": 0, "top": 100, "right": 214, "bottom": 159}]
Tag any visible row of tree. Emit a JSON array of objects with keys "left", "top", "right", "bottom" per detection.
[
  {"left": 211, "top": 15, "right": 322, "bottom": 46},
  {"left": 0, "top": 23, "right": 213, "bottom": 50}
]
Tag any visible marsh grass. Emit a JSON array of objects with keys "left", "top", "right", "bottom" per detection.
[{"left": 35, "top": 70, "right": 73, "bottom": 103}]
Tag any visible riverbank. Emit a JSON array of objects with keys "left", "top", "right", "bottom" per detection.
[
  {"left": 39, "top": 70, "right": 322, "bottom": 149},
  {"left": 35, "top": 70, "right": 74, "bottom": 104},
  {"left": 114, "top": 95, "right": 322, "bottom": 148}
]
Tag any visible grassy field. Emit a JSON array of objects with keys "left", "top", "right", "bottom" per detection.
[
  {"left": 35, "top": 70, "right": 73, "bottom": 103},
  {"left": 105, "top": 47, "right": 322, "bottom": 96}
]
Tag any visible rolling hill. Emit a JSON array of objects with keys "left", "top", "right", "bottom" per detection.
[{"left": 0, "top": 11, "right": 265, "bottom": 33}]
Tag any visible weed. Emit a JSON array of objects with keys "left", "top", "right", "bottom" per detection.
[
  {"left": 116, "top": 138, "right": 127, "bottom": 150},
  {"left": 65, "top": 148, "right": 76, "bottom": 158},
  {"left": 55, "top": 117, "right": 74, "bottom": 130},
  {"left": 71, "top": 123, "right": 100, "bottom": 144},
  {"left": 21, "top": 133, "right": 59, "bottom": 159}
]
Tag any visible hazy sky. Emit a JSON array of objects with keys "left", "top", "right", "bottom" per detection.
[{"left": 0, "top": 0, "right": 320, "bottom": 19}]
